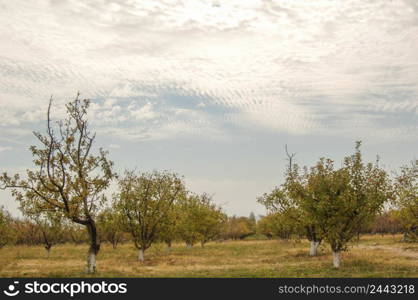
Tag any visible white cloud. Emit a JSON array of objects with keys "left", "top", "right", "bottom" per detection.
[
  {"left": 129, "top": 102, "right": 157, "bottom": 121},
  {"left": 0, "top": 0, "right": 416, "bottom": 141},
  {"left": 0, "top": 146, "right": 13, "bottom": 152}
]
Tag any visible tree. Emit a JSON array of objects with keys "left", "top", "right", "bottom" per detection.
[
  {"left": 248, "top": 212, "right": 257, "bottom": 234},
  {"left": 17, "top": 189, "right": 66, "bottom": 256},
  {"left": 177, "top": 193, "right": 225, "bottom": 247},
  {"left": 367, "top": 210, "right": 403, "bottom": 237},
  {"left": 156, "top": 203, "right": 182, "bottom": 250},
  {"left": 115, "top": 170, "right": 186, "bottom": 261},
  {"left": 257, "top": 214, "right": 275, "bottom": 239},
  {"left": 221, "top": 216, "right": 253, "bottom": 240},
  {"left": 258, "top": 146, "right": 323, "bottom": 256},
  {"left": 258, "top": 178, "right": 322, "bottom": 256},
  {"left": 257, "top": 212, "right": 297, "bottom": 240},
  {"left": 394, "top": 160, "right": 417, "bottom": 242},
  {"left": 12, "top": 218, "right": 40, "bottom": 245},
  {"left": 97, "top": 206, "right": 125, "bottom": 249},
  {"left": 0, "top": 95, "right": 115, "bottom": 273},
  {"left": 194, "top": 194, "right": 226, "bottom": 247},
  {"left": 65, "top": 222, "right": 88, "bottom": 245},
  {"left": 0, "top": 206, "right": 14, "bottom": 248},
  {"left": 177, "top": 194, "right": 206, "bottom": 247},
  {"left": 33, "top": 213, "right": 65, "bottom": 257},
  {"left": 291, "top": 142, "right": 391, "bottom": 268}
]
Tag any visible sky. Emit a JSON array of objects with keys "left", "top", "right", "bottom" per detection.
[{"left": 0, "top": 0, "right": 417, "bottom": 217}]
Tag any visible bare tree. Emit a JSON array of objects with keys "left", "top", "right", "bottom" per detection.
[
  {"left": 284, "top": 144, "right": 296, "bottom": 174},
  {"left": 1, "top": 95, "right": 115, "bottom": 273}
]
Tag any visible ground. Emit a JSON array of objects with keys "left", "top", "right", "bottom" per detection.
[{"left": 0, "top": 235, "right": 416, "bottom": 277}]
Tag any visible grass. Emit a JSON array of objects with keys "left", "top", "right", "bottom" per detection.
[{"left": 0, "top": 235, "right": 416, "bottom": 277}]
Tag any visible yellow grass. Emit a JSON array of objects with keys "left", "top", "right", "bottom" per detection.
[{"left": 0, "top": 235, "right": 416, "bottom": 277}]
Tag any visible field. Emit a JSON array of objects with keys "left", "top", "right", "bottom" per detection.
[{"left": 0, "top": 235, "right": 416, "bottom": 278}]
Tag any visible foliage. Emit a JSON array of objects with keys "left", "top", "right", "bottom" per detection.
[
  {"left": 221, "top": 216, "right": 254, "bottom": 240},
  {"left": 248, "top": 212, "right": 257, "bottom": 233},
  {"left": 156, "top": 202, "right": 182, "bottom": 247},
  {"left": 177, "top": 193, "right": 205, "bottom": 246},
  {"left": 177, "top": 192, "right": 226, "bottom": 246},
  {"left": 12, "top": 218, "right": 40, "bottom": 245},
  {"left": 0, "top": 95, "right": 116, "bottom": 273},
  {"left": 258, "top": 171, "right": 322, "bottom": 246},
  {"left": 257, "top": 213, "right": 296, "bottom": 240},
  {"left": 97, "top": 206, "right": 125, "bottom": 249},
  {"left": 364, "top": 210, "right": 403, "bottom": 236},
  {"left": 33, "top": 213, "right": 66, "bottom": 254},
  {"left": 394, "top": 160, "right": 418, "bottom": 242},
  {"left": 115, "top": 170, "right": 186, "bottom": 259},
  {"left": 188, "top": 193, "right": 226, "bottom": 246},
  {"left": 288, "top": 142, "right": 392, "bottom": 267},
  {"left": 65, "top": 222, "right": 88, "bottom": 244},
  {"left": 0, "top": 206, "right": 15, "bottom": 248}
]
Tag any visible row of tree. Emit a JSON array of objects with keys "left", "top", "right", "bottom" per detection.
[
  {"left": 0, "top": 211, "right": 92, "bottom": 255},
  {"left": 0, "top": 96, "right": 416, "bottom": 273},
  {"left": 0, "top": 203, "right": 262, "bottom": 250},
  {"left": 0, "top": 207, "right": 260, "bottom": 250},
  {"left": 257, "top": 143, "right": 417, "bottom": 268},
  {"left": 257, "top": 209, "right": 407, "bottom": 239},
  {"left": 0, "top": 202, "right": 410, "bottom": 253},
  {"left": 0, "top": 171, "right": 227, "bottom": 262},
  {"left": 0, "top": 97, "right": 223, "bottom": 272}
]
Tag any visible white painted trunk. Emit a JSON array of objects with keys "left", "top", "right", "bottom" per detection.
[
  {"left": 309, "top": 241, "right": 320, "bottom": 256},
  {"left": 138, "top": 249, "right": 145, "bottom": 262},
  {"left": 186, "top": 243, "right": 192, "bottom": 249},
  {"left": 332, "top": 251, "right": 341, "bottom": 268},
  {"left": 87, "top": 252, "right": 96, "bottom": 274}
]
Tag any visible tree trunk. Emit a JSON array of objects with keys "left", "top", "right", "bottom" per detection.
[
  {"left": 42, "top": 231, "right": 52, "bottom": 259},
  {"left": 201, "top": 241, "right": 205, "bottom": 248},
  {"left": 138, "top": 249, "right": 145, "bottom": 262},
  {"left": 166, "top": 241, "right": 172, "bottom": 252},
  {"left": 87, "top": 248, "right": 97, "bottom": 273},
  {"left": 186, "top": 243, "right": 192, "bottom": 249},
  {"left": 332, "top": 250, "right": 341, "bottom": 268},
  {"left": 86, "top": 221, "right": 100, "bottom": 274},
  {"left": 309, "top": 241, "right": 320, "bottom": 256},
  {"left": 45, "top": 246, "right": 51, "bottom": 258}
]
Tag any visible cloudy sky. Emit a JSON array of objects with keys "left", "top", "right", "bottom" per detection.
[{"left": 0, "top": 0, "right": 417, "bottom": 217}]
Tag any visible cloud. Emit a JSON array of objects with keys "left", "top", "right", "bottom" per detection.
[
  {"left": 129, "top": 102, "right": 157, "bottom": 121},
  {"left": 0, "top": 0, "right": 417, "bottom": 142},
  {"left": 0, "top": 146, "right": 13, "bottom": 152}
]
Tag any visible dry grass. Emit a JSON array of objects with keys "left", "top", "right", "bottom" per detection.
[{"left": 0, "top": 235, "right": 416, "bottom": 277}]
